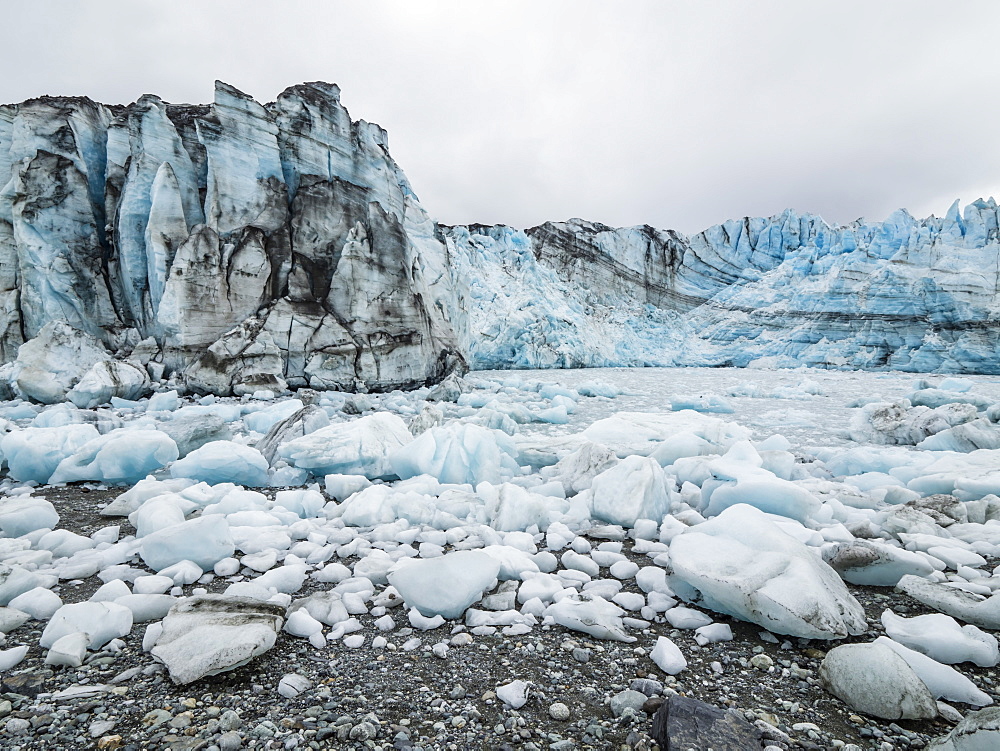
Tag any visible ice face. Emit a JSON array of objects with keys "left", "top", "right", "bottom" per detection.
[{"left": 0, "top": 82, "right": 461, "bottom": 395}]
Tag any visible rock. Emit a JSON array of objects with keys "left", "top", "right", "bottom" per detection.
[
  {"left": 549, "top": 702, "right": 570, "bottom": 721},
  {"left": 669, "top": 504, "right": 867, "bottom": 639},
  {"left": 611, "top": 690, "right": 648, "bottom": 717},
  {"left": 67, "top": 360, "right": 151, "bottom": 408},
  {"left": 819, "top": 642, "right": 939, "bottom": 720},
  {"left": 929, "top": 706, "right": 1000, "bottom": 750},
  {"left": 150, "top": 594, "right": 285, "bottom": 684},
  {"left": 651, "top": 695, "right": 762, "bottom": 751}
]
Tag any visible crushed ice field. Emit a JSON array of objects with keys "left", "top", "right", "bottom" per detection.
[{"left": 2, "top": 366, "right": 1000, "bottom": 748}]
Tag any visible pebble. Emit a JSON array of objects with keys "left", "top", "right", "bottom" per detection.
[{"left": 750, "top": 654, "right": 774, "bottom": 671}]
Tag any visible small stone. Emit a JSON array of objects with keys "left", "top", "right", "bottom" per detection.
[
  {"left": 549, "top": 702, "right": 570, "bottom": 721},
  {"left": 750, "top": 654, "right": 773, "bottom": 671},
  {"left": 5, "top": 717, "right": 29, "bottom": 734},
  {"left": 572, "top": 647, "right": 590, "bottom": 663},
  {"left": 450, "top": 685, "right": 467, "bottom": 700},
  {"left": 219, "top": 709, "right": 242, "bottom": 731},
  {"left": 89, "top": 719, "right": 116, "bottom": 737},
  {"left": 96, "top": 736, "right": 123, "bottom": 751},
  {"left": 219, "top": 730, "right": 243, "bottom": 751},
  {"left": 142, "top": 709, "right": 172, "bottom": 728}
]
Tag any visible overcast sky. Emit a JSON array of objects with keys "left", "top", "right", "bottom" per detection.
[{"left": 3, "top": 0, "right": 999, "bottom": 234}]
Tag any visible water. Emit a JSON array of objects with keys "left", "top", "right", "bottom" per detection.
[{"left": 473, "top": 367, "right": 1000, "bottom": 449}]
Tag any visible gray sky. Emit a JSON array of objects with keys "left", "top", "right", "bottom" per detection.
[{"left": 4, "top": 0, "right": 999, "bottom": 234}]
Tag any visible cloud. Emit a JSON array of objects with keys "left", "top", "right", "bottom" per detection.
[{"left": 5, "top": 0, "right": 1000, "bottom": 233}]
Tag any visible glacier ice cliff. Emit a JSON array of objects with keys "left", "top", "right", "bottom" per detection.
[
  {"left": 0, "top": 81, "right": 463, "bottom": 396},
  {"left": 444, "top": 205, "right": 1000, "bottom": 374},
  {"left": 1, "top": 80, "right": 999, "bottom": 401}
]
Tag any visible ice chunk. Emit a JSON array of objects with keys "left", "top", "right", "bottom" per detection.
[
  {"left": 2, "top": 425, "right": 100, "bottom": 483},
  {"left": 10, "top": 321, "right": 109, "bottom": 404},
  {"left": 881, "top": 609, "right": 999, "bottom": 667},
  {"left": 650, "top": 635, "right": 687, "bottom": 674},
  {"left": 272, "top": 489, "right": 324, "bottom": 519},
  {"left": 694, "top": 622, "right": 733, "bottom": 645},
  {"left": 0, "top": 606, "right": 30, "bottom": 633},
  {"left": 324, "top": 473, "right": 371, "bottom": 500},
  {"left": 0, "top": 644, "right": 29, "bottom": 671},
  {"left": 497, "top": 679, "right": 529, "bottom": 708},
  {"left": 876, "top": 636, "right": 993, "bottom": 706},
  {"left": 388, "top": 551, "right": 500, "bottom": 619},
  {"left": 552, "top": 441, "right": 618, "bottom": 494},
  {"left": 669, "top": 504, "right": 867, "bottom": 639},
  {"left": 114, "top": 594, "right": 176, "bottom": 622},
  {"left": 148, "top": 390, "right": 181, "bottom": 412},
  {"left": 588, "top": 455, "right": 672, "bottom": 528},
  {"left": 581, "top": 410, "right": 750, "bottom": 459},
  {"left": 170, "top": 441, "right": 269, "bottom": 486},
  {"left": 243, "top": 399, "right": 304, "bottom": 434},
  {"left": 818, "top": 642, "right": 937, "bottom": 720},
  {"left": 68, "top": 360, "right": 151, "bottom": 408},
  {"left": 822, "top": 540, "right": 936, "bottom": 586},
  {"left": 480, "top": 483, "right": 568, "bottom": 532},
  {"left": 896, "top": 574, "right": 1000, "bottom": 629},
  {"left": 44, "top": 633, "right": 88, "bottom": 667},
  {"left": 151, "top": 594, "right": 285, "bottom": 684},
  {"left": 100, "top": 477, "right": 198, "bottom": 517},
  {"left": 0, "top": 496, "right": 59, "bottom": 537},
  {"left": 139, "top": 515, "right": 236, "bottom": 572},
  {"left": 0, "top": 565, "right": 57, "bottom": 605},
  {"left": 545, "top": 592, "right": 635, "bottom": 642},
  {"left": 664, "top": 606, "right": 713, "bottom": 630},
  {"left": 8, "top": 587, "right": 62, "bottom": 620},
  {"left": 390, "top": 423, "right": 519, "bottom": 485},
  {"left": 279, "top": 413, "right": 412, "bottom": 479},
  {"left": 40, "top": 602, "right": 133, "bottom": 649},
  {"left": 670, "top": 394, "right": 734, "bottom": 413},
  {"left": 49, "top": 429, "right": 178, "bottom": 485}
]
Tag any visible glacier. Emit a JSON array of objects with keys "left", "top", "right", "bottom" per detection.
[{"left": 1, "top": 80, "right": 999, "bottom": 403}]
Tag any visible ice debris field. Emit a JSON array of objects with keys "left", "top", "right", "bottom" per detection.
[{"left": 1, "top": 367, "right": 1000, "bottom": 746}]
